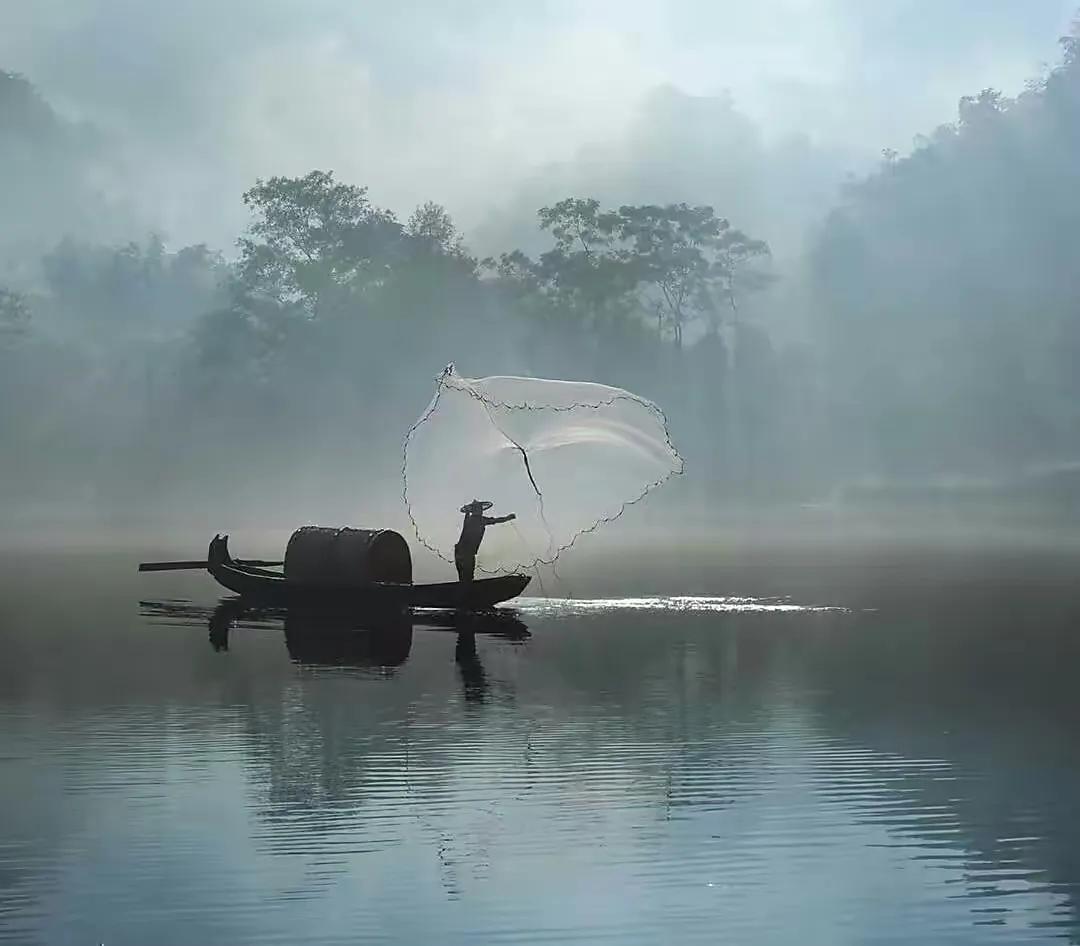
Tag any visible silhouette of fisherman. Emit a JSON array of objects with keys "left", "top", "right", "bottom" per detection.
[{"left": 455, "top": 499, "right": 515, "bottom": 582}]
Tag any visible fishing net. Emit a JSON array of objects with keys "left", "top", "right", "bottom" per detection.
[{"left": 403, "top": 365, "right": 684, "bottom": 573}]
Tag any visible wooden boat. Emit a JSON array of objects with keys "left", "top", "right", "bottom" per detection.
[{"left": 206, "top": 534, "right": 530, "bottom": 611}]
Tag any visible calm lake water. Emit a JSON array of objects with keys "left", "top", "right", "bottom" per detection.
[{"left": 1, "top": 545, "right": 1079, "bottom": 944}]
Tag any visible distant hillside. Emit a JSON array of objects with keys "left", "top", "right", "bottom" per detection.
[
  {"left": 811, "top": 26, "right": 1080, "bottom": 480},
  {"left": 0, "top": 71, "right": 133, "bottom": 277}
]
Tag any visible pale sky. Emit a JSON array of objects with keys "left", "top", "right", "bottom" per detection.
[{"left": 2, "top": 0, "right": 1075, "bottom": 250}]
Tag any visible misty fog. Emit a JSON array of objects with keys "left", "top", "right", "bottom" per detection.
[{"left": 3, "top": 2, "right": 1080, "bottom": 551}]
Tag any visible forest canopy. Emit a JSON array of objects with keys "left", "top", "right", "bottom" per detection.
[{"left": 3, "top": 20, "right": 1080, "bottom": 527}]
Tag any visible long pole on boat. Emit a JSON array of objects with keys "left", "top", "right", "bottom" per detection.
[{"left": 138, "top": 559, "right": 283, "bottom": 572}]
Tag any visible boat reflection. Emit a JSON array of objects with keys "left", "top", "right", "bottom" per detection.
[
  {"left": 145, "top": 598, "right": 530, "bottom": 680},
  {"left": 285, "top": 612, "right": 414, "bottom": 669},
  {"left": 207, "top": 599, "right": 416, "bottom": 669}
]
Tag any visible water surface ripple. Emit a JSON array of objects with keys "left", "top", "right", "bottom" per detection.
[{"left": 1, "top": 551, "right": 1078, "bottom": 944}]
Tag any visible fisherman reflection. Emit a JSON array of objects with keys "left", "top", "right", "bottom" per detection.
[
  {"left": 450, "top": 610, "right": 530, "bottom": 703},
  {"left": 455, "top": 629, "right": 488, "bottom": 702},
  {"left": 455, "top": 500, "right": 515, "bottom": 583}
]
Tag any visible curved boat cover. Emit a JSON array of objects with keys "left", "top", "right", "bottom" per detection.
[{"left": 284, "top": 526, "right": 412, "bottom": 586}]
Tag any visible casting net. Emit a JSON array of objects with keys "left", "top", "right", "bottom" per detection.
[{"left": 403, "top": 365, "right": 684, "bottom": 573}]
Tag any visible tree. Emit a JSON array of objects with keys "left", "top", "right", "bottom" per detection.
[
  {"left": 380, "top": 202, "right": 484, "bottom": 352},
  {"left": 957, "top": 88, "right": 1006, "bottom": 128},
  {"left": 0, "top": 72, "right": 124, "bottom": 267},
  {"left": 531, "top": 198, "right": 638, "bottom": 337},
  {"left": 810, "top": 29, "right": 1080, "bottom": 477},
  {"left": 1063, "top": 16, "right": 1080, "bottom": 68},
  {"left": 614, "top": 203, "right": 770, "bottom": 347},
  {"left": 237, "top": 170, "right": 403, "bottom": 318},
  {"left": 537, "top": 198, "right": 614, "bottom": 257},
  {"left": 0, "top": 71, "right": 63, "bottom": 146},
  {"left": 479, "top": 199, "right": 640, "bottom": 368},
  {"left": 489, "top": 198, "right": 770, "bottom": 356},
  {"left": 405, "top": 201, "right": 469, "bottom": 259},
  {"left": 531, "top": 198, "right": 651, "bottom": 369},
  {"left": 40, "top": 235, "right": 225, "bottom": 340},
  {"left": 0, "top": 287, "right": 29, "bottom": 342}
]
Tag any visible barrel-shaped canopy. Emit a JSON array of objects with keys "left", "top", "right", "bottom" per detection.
[{"left": 284, "top": 526, "right": 412, "bottom": 586}]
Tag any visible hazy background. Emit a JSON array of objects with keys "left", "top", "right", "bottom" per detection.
[
  {"left": 3, "top": 1, "right": 1080, "bottom": 551},
  {"left": 3, "top": 1, "right": 1074, "bottom": 248}
]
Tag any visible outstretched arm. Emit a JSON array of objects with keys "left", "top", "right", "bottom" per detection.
[{"left": 484, "top": 514, "right": 516, "bottom": 525}]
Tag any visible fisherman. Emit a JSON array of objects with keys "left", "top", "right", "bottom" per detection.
[{"left": 455, "top": 500, "right": 515, "bottom": 582}]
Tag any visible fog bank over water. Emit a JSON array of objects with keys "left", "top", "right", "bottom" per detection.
[{"left": 3, "top": 4, "right": 1080, "bottom": 545}]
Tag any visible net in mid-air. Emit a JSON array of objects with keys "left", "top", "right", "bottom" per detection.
[{"left": 403, "top": 365, "right": 684, "bottom": 573}]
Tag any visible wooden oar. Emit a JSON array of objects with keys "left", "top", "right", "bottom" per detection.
[{"left": 139, "top": 559, "right": 283, "bottom": 572}]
